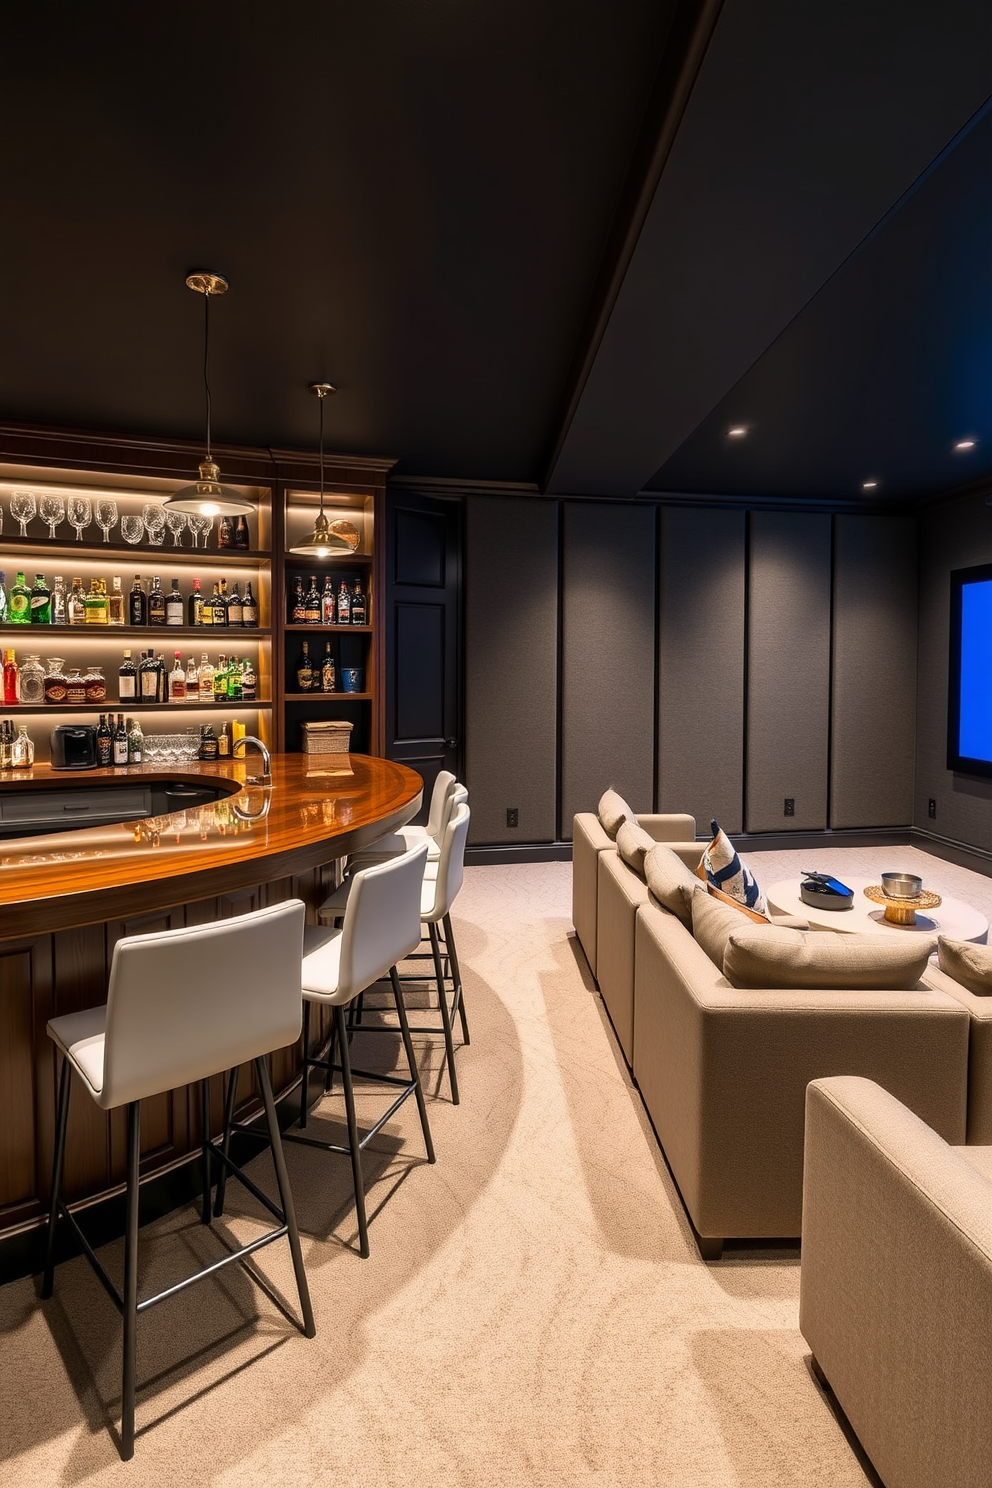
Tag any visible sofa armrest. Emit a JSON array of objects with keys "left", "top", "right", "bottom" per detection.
[
  {"left": 800, "top": 1076, "right": 992, "bottom": 1488},
  {"left": 636, "top": 813, "right": 696, "bottom": 844},
  {"left": 922, "top": 961, "right": 992, "bottom": 1143}
]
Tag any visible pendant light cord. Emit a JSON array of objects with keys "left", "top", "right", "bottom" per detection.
[
  {"left": 318, "top": 390, "right": 326, "bottom": 517},
  {"left": 203, "top": 289, "right": 213, "bottom": 461}
]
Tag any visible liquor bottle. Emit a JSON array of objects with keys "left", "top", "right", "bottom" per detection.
[
  {"left": 321, "top": 639, "right": 336, "bottom": 693},
  {"left": 65, "top": 577, "right": 84, "bottom": 627},
  {"left": 51, "top": 575, "right": 66, "bottom": 625},
  {"left": 84, "top": 577, "right": 108, "bottom": 625},
  {"left": 218, "top": 514, "right": 234, "bottom": 550},
  {"left": 351, "top": 579, "right": 367, "bottom": 626},
  {"left": 0, "top": 571, "right": 7, "bottom": 623},
  {"left": 213, "top": 653, "right": 228, "bottom": 702},
  {"left": 148, "top": 577, "right": 166, "bottom": 626},
  {"left": 187, "top": 577, "right": 204, "bottom": 626},
  {"left": 127, "top": 716, "right": 144, "bottom": 764},
  {"left": 107, "top": 576, "right": 125, "bottom": 627},
  {"left": 156, "top": 652, "right": 169, "bottom": 704},
  {"left": 9, "top": 572, "right": 31, "bottom": 624},
  {"left": 305, "top": 575, "right": 321, "bottom": 625},
  {"left": 296, "top": 640, "right": 315, "bottom": 692},
  {"left": 197, "top": 652, "right": 214, "bottom": 701},
  {"left": 242, "top": 580, "right": 258, "bottom": 627},
  {"left": 138, "top": 650, "right": 158, "bottom": 702},
  {"left": 0, "top": 719, "right": 13, "bottom": 769},
  {"left": 165, "top": 577, "right": 184, "bottom": 626},
  {"left": 113, "top": 712, "right": 129, "bottom": 766},
  {"left": 128, "top": 575, "right": 147, "bottom": 626},
  {"left": 201, "top": 581, "right": 214, "bottom": 626},
  {"left": 226, "top": 582, "right": 244, "bottom": 627},
  {"left": 198, "top": 724, "right": 219, "bottom": 760},
  {"left": 11, "top": 724, "right": 34, "bottom": 768},
  {"left": 96, "top": 713, "right": 113, "bottom": 766},
  {"left": 30, "top": 574, "right": 52, "bottom": 625},
  {"left": 240, "top": 655, "right": 257, "bottom": 702},
  {"left": 290, "top": 576, "right": 306, "bottom": 624},
  {"left": 118, "top": 649, "right": 137, "bottom": 701},
  {"left": 226, "top": 656, "right": 242, "bottom": 702},
  {"left": 217, "top": 720, "right": 231, "bottom": 757},
  {"left": 168, "top": 651, "right": 186, "bottom": 702},
  {"left": 234, "top": 514, "right": 250, "bottom": 550},
  {"left": 211, "top": 581, "right": 228, "bottom": 627},
  {"left": 185, "top": 654, "right": 199, "bottom": 699},
  {"left": 336, "top": 580, "right": 351, "bottom": 625},
  {"left": 321, "top": 575, "right": 336, "bottom": 624},
  {"left": 3, "top": 649, "right": 18, "bottom": 703}
]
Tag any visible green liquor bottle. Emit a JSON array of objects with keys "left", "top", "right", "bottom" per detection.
[{"left": 9, "top": 572, "right": 31, "bottom": 625}]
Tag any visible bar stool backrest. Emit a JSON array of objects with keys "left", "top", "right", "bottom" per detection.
[
  {"left": 100, "top": 899, "right": 306, "bottom": 1109},
  {"left": 425, "top": 770, "right": 456, "bottom": 839},
  {"left": 334, "top": 843, "right": 430, "bottom": 1004},
  {"left": 432, "top": 782, "right": 467, "bottom": 846},
  {"left": 424, "top": 802, "right": 470, "bottom": 924}
]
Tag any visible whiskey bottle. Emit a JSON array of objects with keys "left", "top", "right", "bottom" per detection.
[
  {"left": 187, "top": 577, "right": 204, "bottom": 626},
  {"left": 296, "top": 640, "right": 315, "bottom": 692},
  {"left": 148, "top": 577, "right": 166, "bottom": 626},
  {"left": 217, "top": 720, "right": 231, "bottom": 757},
  {"left": 51, "top": 575, "right": 67, "bottom": 625},
  {"left": 201, "top": 582, "right": 215, "bottom": 626},
  {"left": 97, "top": 713, "right": 113, "bottom": 766},
  {"left": 127, "top": 716, "right": 144, "bottom": 764},
  {"left": 9, "top": 573, "right": 31, "bottom": 625},
  {"left": 211, "top": 580, "right": 228, "bottom": 626},
  {"left": 336, "top": 580, "right": 351, "bottom": 625},
  {"left": 198, "top": 724, "right": 219, "bottom": 760},
  {"left": 213, "top": 653, "right": 229, "bottom": 702},
  {"left": 113, "top": 712, "right": 129, "bottom": 767},
  {"left": 165, "top": 578, "right": 185, "bottom": 626},
  {"left": 321, "top": 640, "right": 336, "bottom": 693},
  {"left": 242, "top": 580, "right": 258, "bottom": 627},
  {"left": 321, "top": 575, "right": 336, "bottom": 625},
  {"left": 240, "top": 655, "right": 257, "bottom": 702},
  {"left": 108, "top": 576, "right": 125, "bottom": 627},
  {"left": 30, "top": 574, "right": 52, "bottom": 625},
  {"left": 305, "top": 575, "right": 321, "bottom": 625},
  {"left": 350, "top": 579, "right": 367, "bottom": 626},
  {"left": 168, "top": 651, "right": 187, "bottom": 702},
  {"left": 118, "top": 649, "right": 137, "bottom": 701},
  {"left": 234, "top": 514, "right": 250, "bottom": 550},
  {"left": 218, "top": 514, "right": 234, "bottom": 550},
  {"left": 139, "top": 650, "right": 158, "bottom": 702},
  {"left": 226, "top": 582, "right": 244, "bottom": 627},
  {"left": 197, "top": 652, "right": 214, "bottom": 702},
  {"left": 156, "top": 652, "right": 168, "bottom": 703},
  {"left": 290, "top": 576, "right": 306, "bottom": 624},
  {"left": 84, "top": 577, "right": 108, "bottom": 625},
  {"left": 185, "top": 654, "right": 199, "bottom": 699},
  {"left": 128, "top": 575, "right": 146, "bottom": 626},
  {"left": 68, "top": 577, "right": 87, "bottom": 626},
  {"left": 0, "top": 719, "right": 13, "bottom": 769}
]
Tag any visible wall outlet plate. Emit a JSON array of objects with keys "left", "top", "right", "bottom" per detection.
[
  {"left": 506, "top": 807, "right": 519, "bottom": 828},
  {"left": 784, "top": 798, "right": 795, "bottom": 817}
]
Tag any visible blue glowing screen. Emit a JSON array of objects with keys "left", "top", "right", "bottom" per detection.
[{"left": 958, "top": 578, "right": 992, "bottom": 763}]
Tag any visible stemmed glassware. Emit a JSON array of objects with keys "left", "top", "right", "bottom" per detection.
[
  {"left": 10, "top": 490, "right": 37, "bottom": 537},
  {"left": 186, "top": 512, "right": 212, "bottom": 549},
  {"left": 94, "top": 499, "right": 118, "bottom": 543},
  {"left": 165, "top": 510, "right": 188, "bottom": 547},
  {"left": 142, "top": 503, "right": 166, "bottom": 545},
  {"left": 39, "top": 494, "right": 65, "bottom": 539},
  {"left": 67, "top": 495, "right": 92, "bottom": 541},
  {"left": 120, "top": 514, "right": 144, "bottom": 545}
]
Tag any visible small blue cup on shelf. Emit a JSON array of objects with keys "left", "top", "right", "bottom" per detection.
[{"left": 341, "top": 667, "right": 364, "bottom": 693}]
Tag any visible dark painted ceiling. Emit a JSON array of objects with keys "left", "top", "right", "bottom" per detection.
[{"left": 2, "top": 0, "right": 991, "bottom": 506}]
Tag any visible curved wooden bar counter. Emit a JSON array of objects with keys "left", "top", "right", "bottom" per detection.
[{"left": 0, "top": 754, "right": 423, "bottom": 1280}]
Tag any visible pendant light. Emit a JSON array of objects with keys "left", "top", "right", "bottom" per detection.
[
  {"left": 163, "top": 272, "right": 254, "bottom": 517},
  {"left": 288, "top": 382, "right": 353, "bottom": 556}
]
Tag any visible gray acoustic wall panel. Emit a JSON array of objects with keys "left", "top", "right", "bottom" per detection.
[
  {"left": 658, "top": 507, "right": 745, "bottom": 833},
  {"left": 746, "top": 511, "right": 831, "bottom": 832},
  {"left": 561, "top": 501, "right": 657, "bottom": 836},
  {"left": 464, "top": 496, "right": 559, "bottom": 845},
  {"left": 831, "top": 515, "right": 917, "bottom": 828}
]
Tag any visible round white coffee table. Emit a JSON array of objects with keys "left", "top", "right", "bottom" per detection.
[{"left": 766, "top": 876, "right": 989, "bottom": 944}]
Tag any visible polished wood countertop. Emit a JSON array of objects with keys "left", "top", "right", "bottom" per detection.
[{"left": 0, "top": 754, "right": 423, "bottom": 940}]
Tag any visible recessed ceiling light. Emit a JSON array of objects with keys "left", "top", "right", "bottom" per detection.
[
  {"left": 861, "top": 480, "right": 878, "bottom": 490},
  {"left": 727, "top": 426, "right": 748, "bottom": 438},
  {"left": 954, "top": 439, "right": 977, "bottom": 451}
]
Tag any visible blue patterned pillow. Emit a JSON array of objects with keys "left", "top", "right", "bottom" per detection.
[{"left": 697, "top": 819, "right": 767, "bottom": 915}]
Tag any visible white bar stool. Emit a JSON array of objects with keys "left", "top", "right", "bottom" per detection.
[
  {"left": 226, "top": 844, "right": 435, "bottom": 1260},
  {"left": 347, "top": 771, "right": 460, "bottom": 867},
  {"left": 41, "top": 899, "right": 315, "bottom": 1461}
]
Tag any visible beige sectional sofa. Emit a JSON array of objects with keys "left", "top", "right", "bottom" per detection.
[{"left": 801, "top": 1076, "right": 992, "bottom": 1488}]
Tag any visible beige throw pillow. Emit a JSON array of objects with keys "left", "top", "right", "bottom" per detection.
[
  {"left": 725, "top": 927, "right": 937, "bottom": 990},
  {"left": 937, "top": 937, "right": 992, "bottom": 996},
  {"left": 598, "top": 788, "right": 634, "bottom": 840},
  {"left": 691, "top": 889, "right": 772, "bottom": 968},
  {"left": 615, "top": 819, "right": 655, "bottom": 877},
  {"left": 644, "top": 843, "right": 699, "bottom": 926}
]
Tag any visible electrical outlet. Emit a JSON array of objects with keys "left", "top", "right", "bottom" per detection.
[
  {"left": 928, "top": 798, "right": 937, "bottom": 819},
  {"left": 784, "top": 798, "right": 795, "bottom": 817},
  {"left": 506, "top": 807, "right": 519, "bottom": 828}
]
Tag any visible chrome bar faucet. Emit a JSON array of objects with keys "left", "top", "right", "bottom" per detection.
[{"left": 232, "top": 736, "right": 271, "bottom": 785}]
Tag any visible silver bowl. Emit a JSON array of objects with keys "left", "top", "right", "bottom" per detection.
[{"left": 881, "top": 872, "right": 923, "bottom": 901}]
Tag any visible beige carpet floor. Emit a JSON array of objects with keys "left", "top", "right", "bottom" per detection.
[{"left": 3, "top": 847, "right": 985, "bottom": 1486}]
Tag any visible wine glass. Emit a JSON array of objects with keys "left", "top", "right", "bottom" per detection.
[
  {"left": 120, "top": 514, "right": 144, "bottom": 545},
  {"left": 9, "top": 490, "right": 36, "bottom": 537},
  {"left": 39, "top": 493, "right": 65, "bottom": 539},
  {"left": 142, "top": 503, "right": 166, "bottom": 545},
  {"left": 165, "top": 510, "right": 188, "bottom": 548},
  {"left": 67, "top": 495, "right": 92, "bottom": 541},
  {"left": 94, "top": 498, "right": 118, "bottom": 543},
  {"left": 186, "top": 512, "right": 211, "bottom": 549}
]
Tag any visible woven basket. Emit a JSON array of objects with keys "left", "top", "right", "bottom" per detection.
[{"left": 302, "top": 720, "right": 354, "bottom": 755}]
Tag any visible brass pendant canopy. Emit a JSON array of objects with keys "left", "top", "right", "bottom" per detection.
[
  {"left": 288, "top": 382, "right": 353, "bottom": 556},
  {"left": 163, "top": 271, "right": 254, "bottom": 518}
]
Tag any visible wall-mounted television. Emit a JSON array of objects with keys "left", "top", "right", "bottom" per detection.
[{"left": 948, "top": 562, "right": 992, "bottom": 777}]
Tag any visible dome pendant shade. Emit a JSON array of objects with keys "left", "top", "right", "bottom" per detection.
[{"left": 288, "top": 381, "right": 353, "bottom": 557}]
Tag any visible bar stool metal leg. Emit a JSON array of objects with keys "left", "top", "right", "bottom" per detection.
[
  {"left": 443, "top": 912, "right": 470, "bottom": 1046},
  {"left": 255, "top": 1057, "right": 315, "bottom": 1338},
  {"left": 42, "top": 1057, "right": 72, "bottom": 1299},
  {"left": 335, "top": 1003, "right": 370, "bottom": 1258},
  {"left": 121, "top": 1099, "right": 140, "bottom": 1460},
  {"left": 200, "top": 1079, "right": 212, "bottom": 1225},
  {"left": 299, "top": 1000, "right": 312, "bottom": 1130},
  {"left": 213, "top": 1067, "right": 240, "bottom": 1219},
  {"left": 429, "top": 921, "right": 460, "bottom": 1105},
  {"left": 390, "top": 966, "right": 435, "bottom": 1163}
]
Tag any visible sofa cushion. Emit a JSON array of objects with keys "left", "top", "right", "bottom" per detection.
[
  {"left": 707, "top": 882, "right": 770, "bottom": 924},
  {"left": 644, "top": 843, "right": 699, "bottom": 926},
  {"left": 615, "top": 819, "right": 656, "bottom": 877},
  {"left": 724, "top": 926, "right": 937, "bottom": 990},
  {"left": 691, "top": 889, "right": 773, "bottom": 967},
  {"left": 598, "top": 788, "right": 634, "bottom": 840},
  {"left": 937, "top": 937, "right": 992, "bottom": 996},
  {"left": 696, "top": 818, "right": 767, "bottom": 914}
]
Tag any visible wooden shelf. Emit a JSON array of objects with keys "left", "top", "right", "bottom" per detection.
[
  {"left": 0, "top": 625, "right": 271, "bottom": 639},
  {"left": 0, "top": 536, "right": 269, "bottom": 563},
  {"left": 5, "top": 700, "right": 273, "bottom": 713},
  {"left": 284, "top": 691, "right": 372, "bottom": 702},
  {"left": 285, "top": 624, "right": 371, "bottom": 633},
  {"left": 285, "top": 552, "right": 371, "bottom": 564}
]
